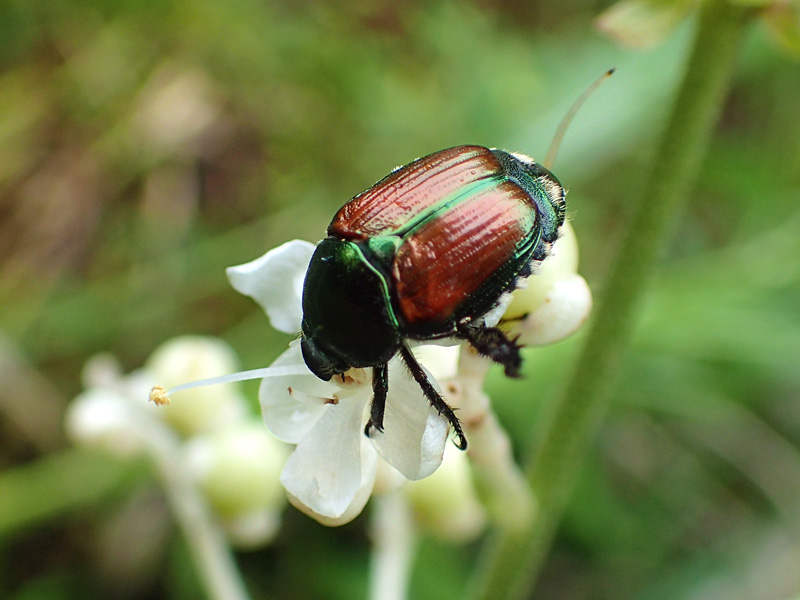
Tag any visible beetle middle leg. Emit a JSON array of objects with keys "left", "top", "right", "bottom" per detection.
[
  {"left": 364, "top": 363, "right": 389, "bottom": 438},
  {"left": 457, "top": 322, "right": 523, "bottom": 378},
  {"left": 399, "top": 344, "right": 467, "bottom": 451}
]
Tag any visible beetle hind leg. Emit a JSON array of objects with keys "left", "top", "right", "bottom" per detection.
[
  {"left": 364, "top": 363, "right": 389, "bottom": 438},
  {"left": 399, "top": 345, "right": 467, "bottom": 451},
  {"left": 457, "top": 322, "right": 523, "bottom": 378}
]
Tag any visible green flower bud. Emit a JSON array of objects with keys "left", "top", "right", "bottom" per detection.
[
  {"left": 506, "top": 222, "right": 592, "bottom": 346},
  {"left": 404, "top": 447, "right": 486, "bottom": 542},
  {"left": 183, "top": 422, "right": 288, "bottom": 521},
  {"left": 147, "top": 336, "right": 247, "bottom": 436},
  {"left": 221, "top": 509, "right": 284, "bottom": 550}
]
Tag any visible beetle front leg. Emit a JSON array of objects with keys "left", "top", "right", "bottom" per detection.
[
  {"left": 457, "top": 322, "right": 523, "bottom": 378},
  {"left": 399, "top": 345, "right": 467, "bottom": 451},
  {"left": 365, "top": 363, "right": 389, "bottom": 438}
]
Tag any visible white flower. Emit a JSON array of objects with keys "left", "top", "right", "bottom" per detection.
[
  {"left": 66, "top": 387, "right": 149, "bottom": 457},
  {"left": 66, "top": 355, "right": 156, "bottom": 456},
  {"left": 150, "top": 222, "right": 592, "bottom": 526},
  {"left": 226, "top": 240, "right": 452, "bottom": 524}
]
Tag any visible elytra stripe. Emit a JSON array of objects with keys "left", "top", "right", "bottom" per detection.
[
  {"left": 329, "top": 146, "right": 503, "bottom": 240},
  {"left": 394, "top": 182, "right": 539, "bottom": 324}
]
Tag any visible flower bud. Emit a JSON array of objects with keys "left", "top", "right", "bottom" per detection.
[
  {"left": 411, "top": 344, "right": 461, "bottom": 381},
  {"left": 182, "top": 422, "right": 288, "bottom": 522},
  {"left": 147, "top": 336, "right": 247, "bottom": 435},
  {"left": 65, "top": 389, "right": 145, "bottom": 457},
  {"left": 505, "top": 222, "right": 592, "bottom": 346},
  {"left": 763, "top": 2, "right": 800, "bottom": 58},
  {"left": 222, "top": 509, "right": 283, "bottom": 549},
  {"left": 404, "top": 446, "right": 486, "bottom": 542},
  {"left": 596, "top": 0, "right": 695, "bottom": 49}
]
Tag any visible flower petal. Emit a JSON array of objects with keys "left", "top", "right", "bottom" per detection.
[
  {"left": 259, "top": 342, "right": 342, "bottom": 443},
  {"left": 411, "top": 344, "right": 461, "bottom": 381},
  {"left": 285, "top": 434, "right": 378, "bottom": 526},
  {"left": 226, "top": 239, "right": 315, "bottom": 334},
  {"left": 517, "top": 273, "right": 592, "bottom": 346},
  {"left": 370, "top": 358, "right": 448, "bottom": 480},
  {"left": 279, "top": 396, "right": 374, "bottom": 519}
]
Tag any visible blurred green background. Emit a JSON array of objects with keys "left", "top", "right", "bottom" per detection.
[{"left": 1, "top": 0, "right": 799, "bottom": 599}]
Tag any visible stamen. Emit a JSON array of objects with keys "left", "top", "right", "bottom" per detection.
[
  {"left": 149, "top": 364, "right": 312, "bottom": 404},
  {"left": 149, "top": 385, "right": 171, "bottom": 405},
  {"left": 288, "top": 386, "right": 338, "bottom": 406}
]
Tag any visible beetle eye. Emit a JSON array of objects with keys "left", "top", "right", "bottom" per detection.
[{"left": 301, "top": 336, "right": 348, "bottom": 381}]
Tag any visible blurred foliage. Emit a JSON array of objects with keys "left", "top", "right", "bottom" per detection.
[{"left": 1, "top": 0, "right": 799, "bottom": 599}]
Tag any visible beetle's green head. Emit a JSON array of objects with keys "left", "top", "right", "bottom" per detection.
[
  {"left": 300, "top": 237, "right": 402, "bottom": 381},
  {"left": 299, "top": 334, "right": 349, "bottom": 381}
]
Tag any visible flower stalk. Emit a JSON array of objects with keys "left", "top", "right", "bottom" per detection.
[
  {"left": 470, "top": 1, "right": 754, "bottom": 598},
  {"left": 147, "top": 424, "right": 253, "bottom": 600},
  {"left": 369, "top": 491, "right": 417, "bottom": 600},
  {"left": 109, "top": 406, "right": 253, "bottom": 600},
  {"left": 454, "top": 347, "right": 535, "bottom": 530}
]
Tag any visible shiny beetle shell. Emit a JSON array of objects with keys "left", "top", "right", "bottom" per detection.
[
  {"left": 299, "top": 144, "right": 566, "bottom": 450},
  {"left": 328, "top": 145, "right": 564, "bottom": 333}
]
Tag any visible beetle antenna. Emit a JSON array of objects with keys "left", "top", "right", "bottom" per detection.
[{"left": 543, "top": 68, "right": 615, "bottom": 170}]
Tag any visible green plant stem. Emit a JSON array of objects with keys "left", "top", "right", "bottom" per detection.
[{"left": 471, "top": 2, "right": 754, "bottom": 598}]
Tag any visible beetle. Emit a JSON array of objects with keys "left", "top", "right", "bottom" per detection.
[{"left": 300, "top": 145, "right": 566, "bottom": 450}]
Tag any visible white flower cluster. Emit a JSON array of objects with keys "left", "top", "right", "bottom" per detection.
[
  {"left": 65, "top": 337, "right": 288, "bottom": 548},
  {"left": 93, "top": 216, "right": 591, "bottom": 537},
  {"left": 213, "top": 225, "right": 591, "bottom": 526}
]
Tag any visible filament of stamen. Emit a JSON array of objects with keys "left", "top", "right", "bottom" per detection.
[{"left": 149, "top": 364, "right": 312, "bottom": 404}]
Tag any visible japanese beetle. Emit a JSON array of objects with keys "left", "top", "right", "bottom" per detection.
[{"left": 300, "top": 145, "right": 565, "bottom": 450}]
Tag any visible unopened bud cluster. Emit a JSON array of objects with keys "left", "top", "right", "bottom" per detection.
[{"left": 65, "top": 336, "right": 288, "bottom": 548}]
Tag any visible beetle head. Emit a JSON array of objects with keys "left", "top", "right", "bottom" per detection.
[
  {"left": 300, "top": 334, "right": 350, "bottom": 381},
  {"left": 300, "top": 238, "right": 403, "bottom": 381}
]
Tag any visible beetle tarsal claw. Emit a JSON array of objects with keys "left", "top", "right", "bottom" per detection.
[
  {"left": 451, "top": 420, "right": 468, "bottom": 451},
  {"left": 363, "top": 418, "right": 384, "bottom": 438}
]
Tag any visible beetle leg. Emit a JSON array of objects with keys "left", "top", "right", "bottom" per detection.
[
  {"left": 365, "top": 363, "right": 389, "bottom": 438},
  {"left": 457, "top": 323, "right": 523, "bottom": 378},
  {"left": 399, "top": 345, "right": 467, "bottom": 451},
  {"left": 500, "top": 312, "right": 529, "bottom": 324}
]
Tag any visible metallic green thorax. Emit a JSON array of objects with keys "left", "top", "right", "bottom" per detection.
[{"left": 301, "top": 238, "right": 401, "bottom": 377}]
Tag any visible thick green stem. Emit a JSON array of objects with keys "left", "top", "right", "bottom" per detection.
[{"left": 471, "top": 2, "right": 753, "bottom": 598}]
